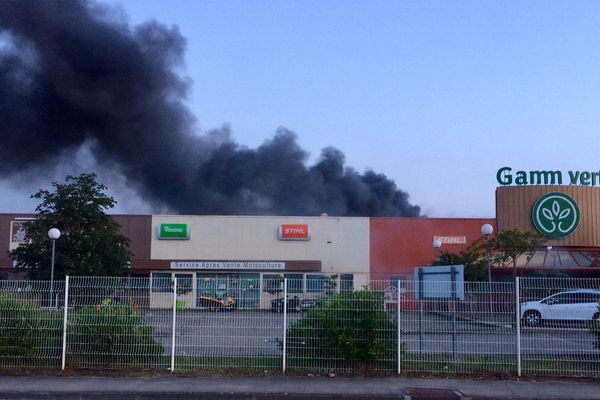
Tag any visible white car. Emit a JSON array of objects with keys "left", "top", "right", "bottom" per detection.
[{"left": 520, "top": 289, "right": 600, "bottom": 327}]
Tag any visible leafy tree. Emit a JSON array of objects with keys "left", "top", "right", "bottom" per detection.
[
  {"left": 494, "top": 229, "right": 544, "bottom": 277},
  {"left": 435, "top": 238, "right": 488, "bottom": 282},
  {"left": 10, "top": 173, "right": 132, "bottom": 279},
  {"left": 434, "top": 229, "right": 544, "bottom": 281}
]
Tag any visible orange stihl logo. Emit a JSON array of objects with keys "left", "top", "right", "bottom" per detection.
[
  {"left": 280, "top": 224, "right": 309, "bottom": 239},
  {"left": 285, "top": 227, "right": 305, "bottom": 234}
]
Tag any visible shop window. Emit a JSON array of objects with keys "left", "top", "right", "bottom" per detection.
[
  {"left": 175, "top": 273, "right": 193, "bottom": 294},
  {"left": 196, "top": 274, "right": 216, "bottom": 297},
  {"left": 584, "top": 252, "right": 600, "bottom": 265},
  {"left": 241, "top": 274, "right": 259, "bottom": 289},
  {"left": 527, "top": 251, "right": 546, "bottom": 267},
  {"left": 229, "top": 274, "right": 240, "bottom": 287},
  {"left": 284, "top": 273, "right": 303, "bottom": 294},
  {"left": 340, "top": 274, "right": 353, "bottom": 292},
  {"left": 151, "top": 273, "right": 172, "bottom": 293},
  {"left": 572, "top": 252, "right": 592, "bottom": 267},
  {"left": 306, "top": 274, "right": 325, "bottom": 293},
  {"left": 128, "top": 276, "right": 149, "bottom": 289},
  {"left": 263, "top": 274, "right": 283, "bottom": 294},
  {"left": 558, "top": 251, "right": 578, "bottom": 268}
]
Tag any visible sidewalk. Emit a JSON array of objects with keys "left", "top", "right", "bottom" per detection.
[{"left": 0, "top": 375, "right": 599, "bottom": 400}]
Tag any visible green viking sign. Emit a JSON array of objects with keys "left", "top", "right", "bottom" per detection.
[
  {"left": 531, "top": 192, "right": 580, "bottom": 239},
  {"left": 158, "top": 223, "right": 190, "bottom": 240}
]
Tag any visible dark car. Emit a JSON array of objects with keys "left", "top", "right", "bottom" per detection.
[{"left": 271, "top": 296, "right": 319, "bottom": 313}]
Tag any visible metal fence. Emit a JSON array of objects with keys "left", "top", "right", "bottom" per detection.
[
  {"left": 0, "top": 280, "right": 64, "bottom": 370},
  {"left": 0, "top": 276, "right": 599, "bottom": 377}
]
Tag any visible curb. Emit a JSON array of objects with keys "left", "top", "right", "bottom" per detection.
[{"left": 0, "top": 392, "right": 409, "bottom": 400}]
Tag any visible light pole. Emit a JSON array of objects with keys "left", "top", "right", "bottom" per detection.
[
  {"left": 48, "top": 228, "right": 61, "bottom": 308},
  {"left": 433, "top": 239, "right": 442, "bottom": 261},
  {"left": 481, "top": 224, "right": 494, "bottom": 313},
  {"left": 481, "top": 224, "right": 494, "bottom": 283}
]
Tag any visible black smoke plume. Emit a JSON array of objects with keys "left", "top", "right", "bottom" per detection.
[{"left": 0, "top": 0, "right": 421, "bottom": 217}]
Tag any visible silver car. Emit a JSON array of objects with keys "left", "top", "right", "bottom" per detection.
[{"left": 520, "top": 289, "right": 600, "bottom": 327}]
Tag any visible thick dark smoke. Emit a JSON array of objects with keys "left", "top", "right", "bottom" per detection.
[{"left": 0, "top": 0, "right": 421, "bottom": 217}]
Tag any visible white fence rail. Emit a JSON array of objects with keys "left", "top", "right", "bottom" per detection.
[{"left": 0, "top": 276, "right": 599, "bottom": 376}]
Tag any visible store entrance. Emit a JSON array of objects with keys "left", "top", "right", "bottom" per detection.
[{"left": 196, "top": 273, "right": 260, "bottom": 309}]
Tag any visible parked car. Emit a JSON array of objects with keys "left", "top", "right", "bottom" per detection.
[
  {"left": 520, "top": 289, "right": 600, "bottom": 327},
  {"left": 271, "top": 296, "right": 319, "bottom": 313},
  {"left": 199, "top": 295, "right": 236, "bottom": 311}
]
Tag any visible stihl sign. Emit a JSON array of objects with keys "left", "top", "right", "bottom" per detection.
[{"left": 278, "top": 224, "right": 310, "bottom": 241}]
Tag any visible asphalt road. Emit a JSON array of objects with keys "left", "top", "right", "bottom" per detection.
[{"left": 1, "top": 375, "right": 600, "bottom": 400}]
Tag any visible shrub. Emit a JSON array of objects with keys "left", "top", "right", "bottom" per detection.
[
  {"left": 287, "top": 290, "right": 400, "bottom": 370},
  {"left": 0, "top": 293, "right": 62, "bottom": 362},
  {"left": 68, "top": 300, "right": 163, "bottom": 367}
]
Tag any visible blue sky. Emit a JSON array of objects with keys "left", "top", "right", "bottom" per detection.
[{"left": 3, "top": 1, "right": 600, "bottom": 217}]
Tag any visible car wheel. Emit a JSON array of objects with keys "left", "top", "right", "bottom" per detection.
[{"left": 523, "top": 310, "right": 542, "bottom": 327}]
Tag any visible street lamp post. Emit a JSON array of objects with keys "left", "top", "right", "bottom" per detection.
[
  {"left": 481, "top": 224, "right": 494, "bottom": 313},
  {"left": 48, "top": 228, "right": 61, "bottom": 308},
  {"left": 433, "top": 239, "right": 442, "bottom": 261},
  {"left": 481, "top": 224, "right": 494, "bottom": 283}
]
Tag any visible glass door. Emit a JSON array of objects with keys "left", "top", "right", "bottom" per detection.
[
  {"left": 196, "top": 273, "right": 216, "bottom": 307},
  {"left": 238, "top": 273, "right": 260, "bottom": 309}
]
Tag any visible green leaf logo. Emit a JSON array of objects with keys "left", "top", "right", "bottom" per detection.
[{"left": 531, "top": 192, "right": 580, "bottom": 239}]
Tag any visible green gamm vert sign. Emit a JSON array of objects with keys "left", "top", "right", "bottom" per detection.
[
  {"left": 497, "top": 167, "right": 600, "bottom": 186},
  {"left": 158, "top": 224, "right": 190, "bottom": 240},
  {"left": 531, "top": 192, "right": 580, "bottom": 239},
  {"left": 496, "top": 168, "right": 586, "bottom": 239}
]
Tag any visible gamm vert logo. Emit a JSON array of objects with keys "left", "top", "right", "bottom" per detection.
[{"left": 531, "top": 192, "right": 580, "bottom": 239}]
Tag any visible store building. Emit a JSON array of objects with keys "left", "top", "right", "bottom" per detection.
[
  {"left": 2, "top": 169, "right": 600, "bottom": 307},
  {"left": 147, "top": 215, "right": 369, "bottom": 309},
  {"left": 495, "top": 185, "right": 600, "bottom": 274}
]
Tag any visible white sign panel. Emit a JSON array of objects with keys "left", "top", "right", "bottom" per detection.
[
  {"left": 171, "top": 261, "right": 285, "bottom": 270},
  {"left": 9, "top": 219, "right": 33, "bottom": 251},
  {"left": 413, "top": 265, "right": 465, "bottom": 300}
]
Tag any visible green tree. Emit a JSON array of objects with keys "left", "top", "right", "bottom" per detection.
[
  {"left": 494, "top": 229, "right": 544, "bottom": 277},
  {"left": 435, "top": 238, "right": 488, "bottom": 281},
  {"left": 434, "top": 229, "right": 544, "bottom": 281},
  {"left": 9, "top": 173, "right": 132, "bottom": 279}
]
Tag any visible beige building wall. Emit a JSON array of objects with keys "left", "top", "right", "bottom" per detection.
[{"left": 150, "top": 215, "right": 370, "bottom": 275}]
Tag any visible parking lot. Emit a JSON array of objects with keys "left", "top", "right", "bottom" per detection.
[
  {"left": 145, "top": 309, "right": 298, "bottom": 358},
  {"left": 141, "top": 309, "right": 600, "bottom": 359}
]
